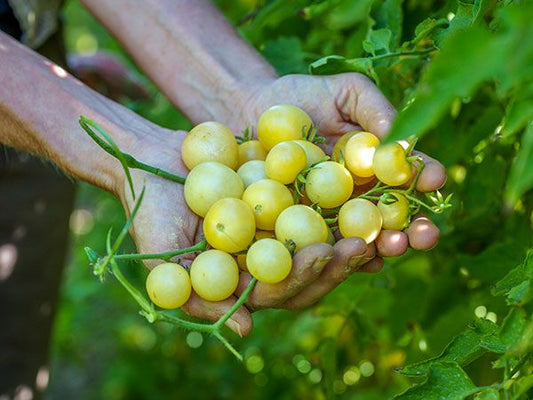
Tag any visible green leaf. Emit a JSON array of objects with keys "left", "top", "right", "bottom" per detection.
[
  {"left": 363, "top": 28, "right": 392, "bottom": 56},
  {"left": 501, "top": 84, "right": 533, "bottom": 137},
  {"left": 309, "top": 55, "right": 378, "bottom": 82},
  {"left": 374, "top": 0, "right": 403, "bottom": 49},
  {"left": 398, "top": 319, "right": 502, "bottom": 376},
  {"left": 505, "top": 123, "right": 533, "bottom": 205},
  {"left": 386, "top": 25, "right": 504, "bottom": 143},
  {"left": 393, "top": 362, "right": 477, "bottom": 400},
  {"left": 499, "top": 308, "right": 528, "bottom": 350},
  {"left": 472, "top": 0, "right": 492, "bottom": 26},
  {"left": 261, "top": 36, "right": 308, "bottom": 74},
  {"left": 492, "top": 250, "right": 533, "bottom": 305}
]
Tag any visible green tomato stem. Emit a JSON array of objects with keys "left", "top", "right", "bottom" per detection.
[
  {"left": 214, "top": 278, "right": 257, "bottom": 330},
  {"left": 79, "top": 116, "right": 186, "bottom": 184},
  {"left": 212, "top": 331, "right": 243, "bottom": 361},
  {"left": 114, "top": 240, "right": 208, "bottom": 262}
]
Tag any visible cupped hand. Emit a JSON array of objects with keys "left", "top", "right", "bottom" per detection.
[
  {"left": 119, "top": 130, "right": 377, "bottom": 337},
  {"left": 241, "top": 73, "right": 446, "bottom": 256}
]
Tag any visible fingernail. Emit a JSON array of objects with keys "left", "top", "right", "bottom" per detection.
[
  {"left": 348, "top": 255, "right": 363, "bottom": 271},
  {"left": 227, "top": 318, "right": 243, "bottom": 338},
  {"left": 312, "top": 256, "right": 333, "bottom": 273}
]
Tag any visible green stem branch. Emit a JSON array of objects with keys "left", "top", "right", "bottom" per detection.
[{"left": 115, "top": 240, "right": 208, "bottom": 261}]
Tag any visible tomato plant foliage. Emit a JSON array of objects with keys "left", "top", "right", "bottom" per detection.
[{"left": 47, "top": 0, "right": 533, "bottom": 399}]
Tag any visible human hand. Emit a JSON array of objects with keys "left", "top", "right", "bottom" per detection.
[
  {"left": 119, "top": 130, "right": 377, "bottom": 337},
  {"left": 67, "top": 51, "right": 150, "bottom": 102}
]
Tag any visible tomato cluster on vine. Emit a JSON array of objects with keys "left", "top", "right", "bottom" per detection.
[{"left": 145, "top": 104, "right": 433, "bottom": 310}]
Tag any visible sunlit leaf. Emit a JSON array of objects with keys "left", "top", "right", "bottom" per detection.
[
  {"left": 398, "top": 319, "right": 503, "bottom": 376},
  {"left": 505, "top": 124, "right": 533, "bottom": 205},
  {"left": 492, "top": 250, "right": 533, "bottom": 305},
  {"left": 393, "top": 362, "right": 477, "bottom": 400}
]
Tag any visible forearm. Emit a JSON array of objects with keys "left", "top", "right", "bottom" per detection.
[
  {"left": 0, "top": 32, "right": 176, "bottom": 195},
  {"left": 81, "top": 0, "right": 278, "bottom": 130}
]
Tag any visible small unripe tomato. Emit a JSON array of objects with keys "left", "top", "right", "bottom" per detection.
[
  {"left": 238, "top": 140, "right": 267, "bottom": 166},
  {"left": 293, "top": 139, "right": 326, "bottom": 167},
  {"left": 237, "top": 160, "right": 267, "bottom": 188},
  {"left": 181, "top": 121, "right": 239, "bottom": 170},
  {"left": 257, "top": 104, "right": 313, "bottom": 151},
  {"left": 190, "top": 250, "right": 239, "bottom": 302},
  {"left": 184, "top": 161, "right": 244, "bottom": 217},
  {"left": 338, "top": 198, "right": 383, "bottom": 243},
  {"left": 373, "top": 142, "right": 412, "bottom": 186},
  {"left": 146, "top": 263, "right": 191, "bottom": 309},
  {"left": 265, "top": 141, "right": 307, "bottom": 185},
  {"left": 378, "top": 193, "right": 410, "bottom": 230}
]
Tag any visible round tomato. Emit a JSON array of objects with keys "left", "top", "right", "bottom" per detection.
[
  {"left": 190, "top": 250, "right": 239, "bottom": 302},
  {"left": 203, "top": 198, "right": 256, "bottom": 253},
  {"left": 237, "top": 160, "right": 267, "bottom": 188},
  {"left": 373, "top": 142, "right": 412, "bottom": 186},
  {"left": 344, "top": 131, "right": 380, "bottom": 178},
  {"left": 145, "top": 263, "right": 191, "bottom": 309},
  {"left": 338, "top": 198, "right": 383, "bottom": 243},
  {"left": 305, "top": 161, "right": 353, "bottom": 208},
  {"left": 265, "top": 141, "right": 307, "bottom": 185},
  {"left": 275, "top": 205, "right": 329, "bottom": 251},
  {"left": 293, "top": 139, "right": 326, "bottom": 167},
  {"left": 238, "top": 139, "right": 267, "bottom": 166},
  {"left": 378, "top": 192, "right": 410, "bottom": 230},
  {"left": 257, "top": 104, "right": 313, "bottom": 150},
  {"left": 242, "top": 179, "right": 294, "bottom": 230},
  {"left": 246, "top": 238, "right": 292, "bottom": 283},
  {"left": 181, "top": 121, "right": 239, "bottom": 170},
  {"left": 184, "top": 161, "right": 244, "bottom": 217}
]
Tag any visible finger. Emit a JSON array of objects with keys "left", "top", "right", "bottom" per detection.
[
  {"left": 279, "top": 237, "right": 372, "bottom": 310},
  {"left": 235, "top": 243, "right": 334, "bottom": 310},
  {"left": 357, "top": 256, "right": 384, "bottom": 273},
  {"left": 405, "top": 214, "right": 440, "bottom": 250},
  {"left": 375, "top": 230, "right": 408, "bottom": 257},
  {"left": 181, "top": 292, "right": 253, "bottom": 337},
  {"left": 412, "top": 151, "right": 447, "bottom": 192},
  {"left": 332, "top": 73, "right": 397, "bottom": 138}
]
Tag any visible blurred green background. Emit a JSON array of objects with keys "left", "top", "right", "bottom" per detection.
[{"left": 45, "top": 0, "right": 533, "bottom": 399}]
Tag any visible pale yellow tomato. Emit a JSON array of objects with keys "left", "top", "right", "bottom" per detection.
[
  {"left": 145, "top": 263, "right": 191, "bottom": 309},
  {"left": 338, "top": 198, "right": 383, "bottom": 243},
  {"left": 293, "top": 139, "right": 327, "bottom": 167},
  {"left": 184, "top": 161, "right": 244, "bottom": 217},
  {"left": 203, "top": 198, "right": 256, "bottom": 253},
  {"left": 305, "top": 161, "right": 354, "bottom": 208},
  {"left": 344, "top": 131, "right": 380, "bottom": 178},
  {"left": 237, "top": 160, "right": 267, "bottom": 188},
  {"left": 238, "top": 140, "right": 267, "bottom": 166},
  {"left": 181, "top": 121, "right": 239, "bottom": 170},
  {"left": 257, "top": 104, "right": 313, "bottom": 150},
  {"left": 275, "top": 205, "right": 329, "bottom": 251},
  {"left": 265, "top": 141, "right": 307, "bottom": 184},
  {"left": 242, "top": 179, "right": 294, "bottom": 230},
  {"left": 246, "top": 238, "right": 292, "bottom": 283},
  {"left": 190, "top": 250, "right": 239, "bottom": 302}
]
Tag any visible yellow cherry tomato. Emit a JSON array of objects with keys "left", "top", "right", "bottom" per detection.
[
  {"left": 238, "top": 139, "right": 267, "bottom": 166},
  {"left": 184, "top": 161, "right": 244, "bottom": 217},
  {"left": 378, "top": 192, "right": 410, "bottom": 230},
  {"left": 190, "top": 250, "right": 239, "bottom": 302},
  {"left": 237, "top": 160, "right": 267, "bottom": 188},
  {"left": 242, "top": 179, "right": 294, "bottom": 230},
  {"left": 257, "top": 104, "right": 313, "bottom": 151},
  {"left": 275, "top": 205, "right": 329, "bottom": 251},
  {"left": 181, "top": 121, "right": 239, "bottom": 170},
  {"left": 305, "top": 161, "right": 354, "bottom": 208},
  {"left": 203, "top": 198, "right": 256, "bottom": 253},
  {"left": 145, "top": 263, "right": 191, "bottom": 309},
  {"left": 293, "top": 139, "right": 327, "bottom": 167},
  {"left": 338, "top": 198, "right": 383, "bottom": 243},
  {"left": 373, "top": 142, "right": 412, "bottom": 186},
  {"left": 265, "top": 141, "right": 307, "bottom": 184},
  {"left": 246, "top": 238, "right": 292, "bottom": 283},
  {"left": 344, "top": 131, "right": 380, "bottom": 178}
]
